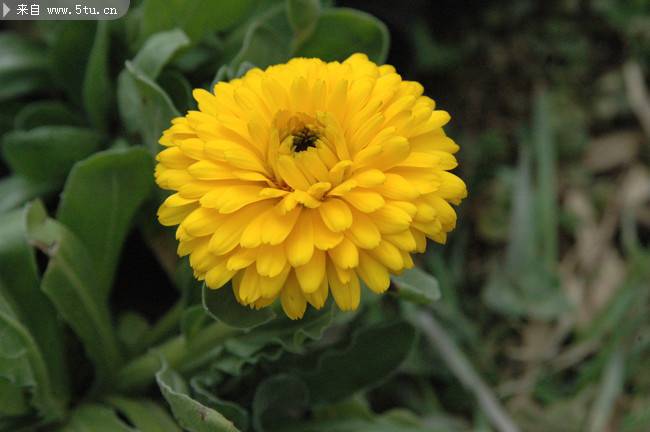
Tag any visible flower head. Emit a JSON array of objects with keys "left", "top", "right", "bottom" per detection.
[{"left": 155, "top": 54, "right": 467, "bottom": 319}]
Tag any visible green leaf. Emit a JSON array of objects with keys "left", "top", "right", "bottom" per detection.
[
  {"left": 83, "top": 21, "right": 111, "bottom": 132},
  {"left": 190, "top": 375, "right": 250, "bottom": 431},
  {"left": 223, "top": 302, "right": 334, "bottom": 357},
  {"left": 252, "top": 374, "right": 310, "bottom": 432},
  {"left": 202, "top": 284, "right": 276, "bottom": 330},
  {"left": 139, "top": 0, "right": 256, "bottom": 43},
  {"left": 0, "top": 210, "right": 68, "bottom": 408},
  {"left": 124, "top": 61, "right": 180, "bottom": 152},
  {"left": 0, "top": 33, "right": 49, "bottom": 102},
  {"left": 230, "top": 4, "right": 293, "bottom": 70},
  {"left": 56, "top": 147, "right": 154, "bottom": 298},
  {"left": 117, "top": 29, "right": 190, "bottom": 134},
  {"left": 391, "top": 267, "right": 442, "bottom": 304},
  {"left": 25, "top": 201, "right": 122, "bottom": 390},
  {"left": 108, "top": 397, "right": 182, "bottom": 432},
  {"left": 14, "top": 101, "right": 82, "bottom": 130},
  {"left": 156, "top": 363, "right": 240, "bottom": 432},
  {"left": 301, "top": 321, "right": 416, "bottom": 404},
  {"left": 287, "top": 0, "right": 321, "bottom": 40},
  {"left": 294, "top": 8, "right": 389, "bottom": 63},
  {"left": 49, "top": 22, "right": 96, "bottom": 105},
  {"left": 0, "top": 378, "right": 29, "bottom": 416},
  {"left": 0, "top": 176, "right": 57, "bottom": 214},
  {"left": 60, "top": 404, "right": 135, "bottom": 432},
  {"left": 181, "top": 305, "right": 210, "bottom": 342},
  {"left": 117, "top": 312, "right": 151, "bottom": 355},
  {"left": 133, "top": 29, "right": 192, "bottom": 78},
  {"left": 0, "top": 287, "right": 66, "bottom": 421},
  {"left": 532, "top": 90, "right": 558, "bottom": 270},
  {"left": 1, "top": 126, "right": 103, "bottom": 182}
]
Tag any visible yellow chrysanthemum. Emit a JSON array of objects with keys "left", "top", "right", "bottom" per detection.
[{"left": 155, "top": 53, "right": 467, "bottom": 319}]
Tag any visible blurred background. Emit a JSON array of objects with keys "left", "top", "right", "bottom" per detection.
[
  {"left": 348, "top": 0, "right": 650, "bottom": 430},
  {"left": 2, "top": 0, "right": 650, "bottom": 431}
]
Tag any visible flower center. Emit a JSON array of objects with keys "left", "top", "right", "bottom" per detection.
[{"left": 292, "top": 127, "right": 319, "bottom": 153}]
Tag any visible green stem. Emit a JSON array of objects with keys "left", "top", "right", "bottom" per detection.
[
  {"left": 116, "top": 321, "right": 239, "bottom": 393},
  {"left": 140, "top": 300, "right": 184, "bottom": 350}
]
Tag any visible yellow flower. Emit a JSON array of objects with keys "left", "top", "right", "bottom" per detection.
[{"left": 155, "top": 53, "right": 467, "bottom": 319}]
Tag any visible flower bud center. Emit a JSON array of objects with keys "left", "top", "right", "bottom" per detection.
[{"left": 292, "top": 127, "right": 319, "bottom": 152}]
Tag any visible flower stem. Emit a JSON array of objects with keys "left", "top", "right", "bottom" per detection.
[
  {"left": 116, "top": 321, "right": 239, "bottom": 393},
  {"left": 140, "top": 300, "right": 184, "bottom": 350}
]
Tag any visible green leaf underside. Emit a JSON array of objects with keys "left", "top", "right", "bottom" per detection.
[
  {"left": 156, "top": 363, "right": 240, "bottom": 432},
  {"left": 391, "top": 267, "right": 442, "bottom": 304}
]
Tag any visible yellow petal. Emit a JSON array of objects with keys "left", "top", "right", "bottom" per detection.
[
  {"left": 181, "top": 207, "right": 223, "bottom": 237},
  {"left": 371, "top": 203, "right": 412, "bottom": 234},
  {"left": 311, "top": 209, "right": 344, "bottom": 250},
  {"left": 158, "top": 202, "right": 197, "bottom": 226},
  {"left": 227, "top": 247, "right": 257, "bottom": 270},
  {"left": 357, "top": 251, "right": 390, "bottom": 293},
  {"left": 375, "top": 173, "right": 419, "bottom": 200},
  {"left": 285, "top": 213, "right": 314, "bottom": 267},
  {"left": 205, "top": 260, "right": 236, "bottom": 289},
  {"left": 347, "top": 209, "right": 381, "bottom": 249},
  {"left": 342, "top": 189, "right": 385, "bottom": 213},
  {"left": 256, "top": 244, "right": 287, "bottom": 277},
  {"left": 281, "top": 273, "right": 307, "bottom": 320},
  {"left": 318, "top": 198, "right": 352, "bottom": 232},
  {"left": 369, "top": 240, "right": 403, "bottom": 272},
  {"left": 305, "top": 276, "right": 329, "bottom": 309},
  {"left": 328, "top": 262, "right": 360, "bottom": 311},
  {"left": 328, "top": 237, "right": 358, "bottom": 269},
  {"left": 261, "top": 206, "right": 301, "bottom": 245},
  {"left": 295, "top": 249, "right": 326, "bottom": 294}
]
